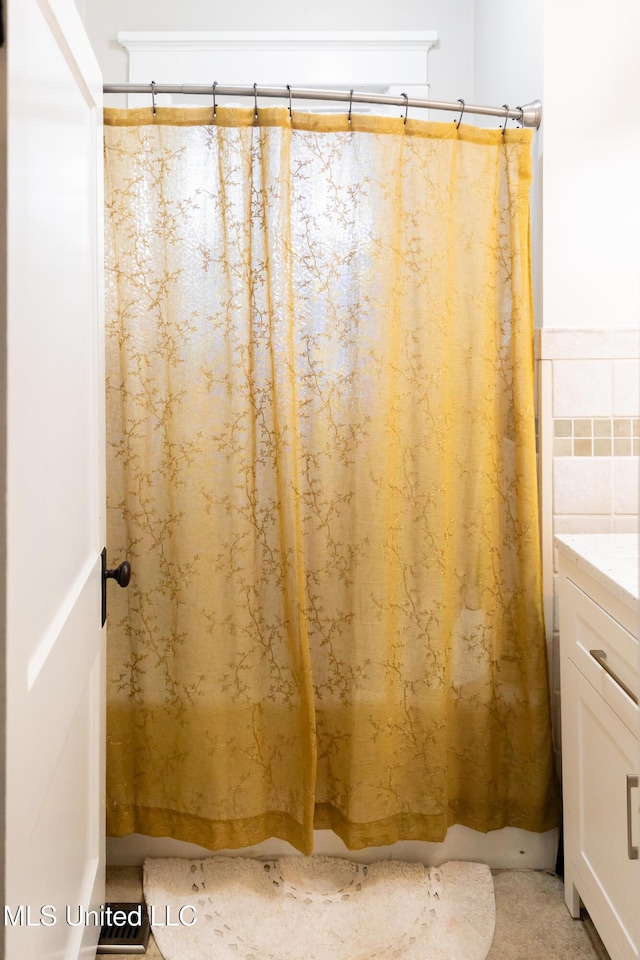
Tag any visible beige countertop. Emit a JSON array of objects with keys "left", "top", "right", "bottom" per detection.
[{"left": 555, "top": 533, "right": 639, "bottom": 613}]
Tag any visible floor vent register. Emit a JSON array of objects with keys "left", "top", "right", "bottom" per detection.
[{"left": 97, "top": 902, "right": 150, "bottom": 955}]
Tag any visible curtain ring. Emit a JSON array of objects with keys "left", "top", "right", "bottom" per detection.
[
  {"left": 286, "top": 83, "right": 292, "bottom": 120},
  {"left": 348, "top": 89, "right": 353, "bottom": 124},
  {"left": 151, "top": 80, "right": 156, "bottom": 116},
  {"left": 455, "top": 98, "right": 465, "bottom": 129},
  {"left": 515, "top": 105, "right": 523, "bottom": 128},
  {"left": 212, "top": 81, "right": 217, "bottom": 120},
  {"left": 253, "top": 83, "right": 258, "bottom": 121},
  {"left": 501, "top": 103, "right": 509, "bottom": 135},
  {"left": 402, "top": 92, "right": 409, "bottom": 125}
]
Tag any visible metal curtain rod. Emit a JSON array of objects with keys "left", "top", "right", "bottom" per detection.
[{"left": 102, "top": 83, "right": 543, "bottom": 129}]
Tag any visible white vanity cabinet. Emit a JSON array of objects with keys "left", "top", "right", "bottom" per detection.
[{"left": 557, "top": 535, "right": 639, "bottom": 960}]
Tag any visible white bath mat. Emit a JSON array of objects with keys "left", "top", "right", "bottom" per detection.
[{"left": 143, "top": 855, "right": 495, "bottom": 960}]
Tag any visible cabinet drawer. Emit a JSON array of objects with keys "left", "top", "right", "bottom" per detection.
[{"left": 560, "top": 577, "right": 639, "bottom": 736}]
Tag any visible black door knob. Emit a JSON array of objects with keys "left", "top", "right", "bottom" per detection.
[
  {"left": 101, "top": 548, "right": 131, "bottom": 627},
  {"left": 105, "top": 561, "right": 131, "bottom": 588}
]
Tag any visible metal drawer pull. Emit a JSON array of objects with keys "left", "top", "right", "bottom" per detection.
[
  {"left": 589, "top": 649, "right": 639, "bottom": 705},
  {"left": 627, "top": 775, "right": 639, "bottom": 861}
]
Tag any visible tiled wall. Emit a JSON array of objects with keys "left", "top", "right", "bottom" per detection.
[
  {"left": 536, "top": 330, "right": 640, "bottom": 775},
  {"left": 553, "top": 417, "right": 639, "bottom": 458}
]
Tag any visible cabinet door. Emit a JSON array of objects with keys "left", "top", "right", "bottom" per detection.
[{"left": 563, "top": 660, "right": 639, "bottom": 960}]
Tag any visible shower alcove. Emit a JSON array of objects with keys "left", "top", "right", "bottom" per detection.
[{"left": 105, "top": 28, "right": 557, "bottom": 872}]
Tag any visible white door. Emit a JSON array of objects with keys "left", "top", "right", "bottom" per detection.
[{"left": 4, "top": 0, "right": 105, "bottom": 956}]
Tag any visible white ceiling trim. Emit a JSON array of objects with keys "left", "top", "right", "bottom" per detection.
[{"left": 118, "top": 31, "right": 438, "bottom": 101}]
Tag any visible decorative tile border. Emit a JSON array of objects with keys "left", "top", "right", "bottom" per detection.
[
  {"left": 535, "top": 329, "right": 640, "bottom": 360},
  {"left": 554, "top": 418, "right": 640, "bottom": 456}
]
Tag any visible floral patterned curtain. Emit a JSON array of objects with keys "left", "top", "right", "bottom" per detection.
[{"left": 104, "top": 106, "right": 560, "bottom": 854}]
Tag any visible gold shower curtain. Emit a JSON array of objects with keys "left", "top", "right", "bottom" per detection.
[{"left": 104, "top": 106, "right": 560, "bottom": 855}]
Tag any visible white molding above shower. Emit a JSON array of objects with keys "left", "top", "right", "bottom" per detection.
[{"left": 117, "top": 31, "right": 438, "bottom": 113}]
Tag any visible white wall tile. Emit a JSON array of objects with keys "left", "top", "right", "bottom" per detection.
[
  {"left": 612, "top": 515, "right": 640, "bottom": 533},
  {"left": 538, "top": 359, "right": 555, "bottom": 650},
  {"left": 552, "top": 360, "right": 612, "bottom": 417},
  {"left": 613, "top": 360, "right": 640, "bottom": 415},
  {"left": 553, "top": 515, "right": 614, "bottom": 534},
  {"left": 553, "top": 458, "right": 611, "bottom": 514},
  {"left": 539, "top": 329, "right": 640, "bottom": 360},
  {"left": 612, "top": 458, "right": 640, "bottom": 514}
]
